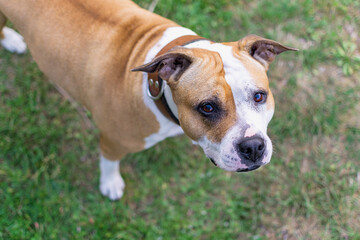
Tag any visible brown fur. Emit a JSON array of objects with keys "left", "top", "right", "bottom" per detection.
[
  {"left": 232, "top": 45, "right": 275, "bottom": 111},
  {"left": 223, "top": 41, "right": 276, "bottom": 111},
  {"left": 0, "top": 0, "right": 178, "bottom": 160},
  {"left": 0, "top": 0, "right": 295, "bottom": 161},
  {"left": 167, "top": 48, "right": 237, "bottom": 143},
  {"left": 0, "top": 11, "right": 5, "bottom": 39}
]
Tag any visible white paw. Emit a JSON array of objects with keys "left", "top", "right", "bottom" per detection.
[
  {"left": 100, "top": 173, "right": 125, "bottom": 200},
  {"left": 1, "top": 27, "right": 27, "bottom": 54}
]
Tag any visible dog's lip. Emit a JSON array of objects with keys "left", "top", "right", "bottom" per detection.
[
  {"left": 236, "top": 165, "right": 261, "bottom": 172},
  {"left": 208, "top": 158, "right": 261, "bottom": 171},
  {"left": 208, "top": 158, "right": 217, "bottom": 166}
]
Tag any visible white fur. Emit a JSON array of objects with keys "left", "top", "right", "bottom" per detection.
[
  {"left": 186, "top": 41, "right": 274, "bottom": 171},
  {"left": 244, "top": 126, "right": 257, "bottom": 138},
  {"left": 163, "top": 83, "right": 179, "bottom": 119},
  {"left": 142, "top": 27, "right": 274, "bottom": 171},
  {"left": 99, "top": 155, "right": 125, "bottom": 200},
  {"left": 142, "top": 27, "right": 197, "bottom": 148},
  {"left": 1, "top": 27, "right": 27, "bottom": 54}
]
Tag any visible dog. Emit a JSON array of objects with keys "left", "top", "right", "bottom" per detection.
[{"left": 0, "top": 0, "right": 297, "bottom": 200}]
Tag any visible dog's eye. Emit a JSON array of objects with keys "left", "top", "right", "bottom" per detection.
[
  {"left": 198, "top": 102, "right": 217, "bottom": 116},
  {"left": 198, "top": 100, "right": 222, "bottom": 119},
  {"left": 197, "top": 101, "right": 223, "bottom": 120},
  {"left": 201, "top": 103, "right": 214, "bottom": 113},
  {"left": 254, "top": 92, "right": 266, "bottom": 103}
]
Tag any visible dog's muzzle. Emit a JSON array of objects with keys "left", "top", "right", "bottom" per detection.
[{"left": 236, "top": 136, "right": 265, "bottom": 163}]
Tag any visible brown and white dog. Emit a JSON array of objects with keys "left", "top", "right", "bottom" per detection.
[{"left": 0, "top": 0, "right": 297, "bottom": 200}]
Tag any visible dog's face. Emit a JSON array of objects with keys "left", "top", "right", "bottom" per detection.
[{"left": 133, "top": 35, "right": 297, "bottom": 172}]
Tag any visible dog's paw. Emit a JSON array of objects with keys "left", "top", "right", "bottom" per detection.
[
  {"left": 100, "top": 173, "right": 125, "bottom": 200},
  {"left": 1, "top": 27, "right": 27, "bottom": 54}
]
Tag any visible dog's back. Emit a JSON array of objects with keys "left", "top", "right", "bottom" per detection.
[{"left": 0, "top": 0, "right": 176, "bottom": 107}]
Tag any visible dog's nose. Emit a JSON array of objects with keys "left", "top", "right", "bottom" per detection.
[{"left": 237, "top": 137, "right": 265, "bottom": 162}]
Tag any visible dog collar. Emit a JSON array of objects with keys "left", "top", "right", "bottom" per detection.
[{"left": 147, "top": 35, "right": 207, "bottom": 125}]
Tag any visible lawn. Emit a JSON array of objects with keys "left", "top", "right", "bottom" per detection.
[{"left": 1, "top": 0, "right": 359, "bottom": 239}]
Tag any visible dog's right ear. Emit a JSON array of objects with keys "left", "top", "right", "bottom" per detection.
[
  {"left": 238, "top": 35, "right": 298, "bottom": 70},
  {"left": 131, "top": 52, "right": 192, "bottom": 82}
]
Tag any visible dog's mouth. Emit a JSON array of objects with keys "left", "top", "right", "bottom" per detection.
[
  {"left": 209, "top": 158, "right": 217, "bottom": 166},
  {"left": 208, "top": 158, "right": 261, "bottom": 172},
  {"left": 236, "top": 165, "right": 261, "bottom": 172}
]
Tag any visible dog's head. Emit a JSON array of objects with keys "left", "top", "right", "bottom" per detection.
[{"left": 133, "top": 35, "right": 297, "bottom": 172}]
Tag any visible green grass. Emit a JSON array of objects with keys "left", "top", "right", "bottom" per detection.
[{"left": 1, "top": 0, "right": 360, "bottom": 239}]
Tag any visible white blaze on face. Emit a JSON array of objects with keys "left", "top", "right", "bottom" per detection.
[
  {"left": 186, "top": 41, "right": 274, "bottom": 171},
  {"left": 244, "top": 126, "right": 257, "bottom": 138}
]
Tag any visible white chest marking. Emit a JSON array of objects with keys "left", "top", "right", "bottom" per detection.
[{"left": 142, "top": 27, "right": 196, "bottom": 149}]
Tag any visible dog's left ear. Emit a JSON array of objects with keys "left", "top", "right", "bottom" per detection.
[
  {"left": 238, "top": 35, "right": 298, "bottom": 70},
  {"left": 131, "top": 52, "right": 192, "bottom": 82}
]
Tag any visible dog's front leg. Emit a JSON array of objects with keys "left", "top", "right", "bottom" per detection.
[{"left": 99, "top": 154, "right": 125, "bottom": 200}]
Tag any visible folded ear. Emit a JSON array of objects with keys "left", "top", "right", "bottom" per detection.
[
  {"left": 238, "top": 35, "right": 298, "bottom": 70},
  {"left": 131, "top": 51, "right": 192, "bottom": 82}
]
